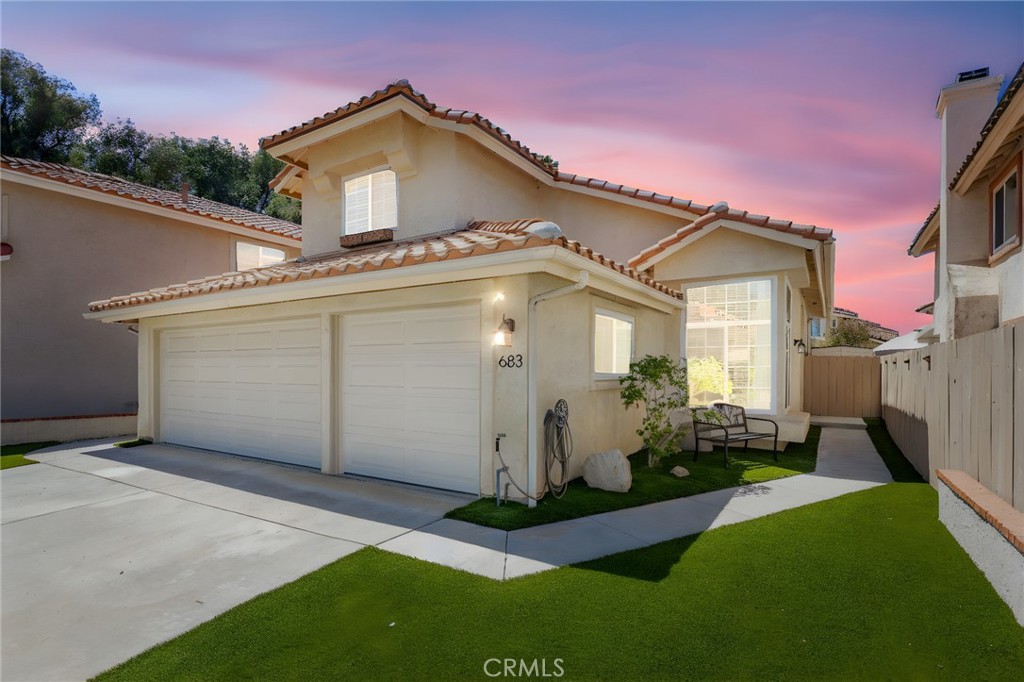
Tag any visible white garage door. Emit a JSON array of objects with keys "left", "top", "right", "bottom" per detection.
[
  {"left": 160, "top": 320, "right": 322, "bottom": 468},
  {"left": 342, "top": 305, "right": 481, "bottom": 493}
]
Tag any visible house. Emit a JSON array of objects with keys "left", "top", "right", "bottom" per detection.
[
  {"left": 811, "top": 306, "right": 898, "bottom": 348},
  {"left": 908, "top": 64, "right": 1024, "bottom": 342},
  {"left": 0, "top": 157, "right": 302, "bottom": 444},
  {"left": 85, "top": 81, "right": 835, "bottom": 500}
]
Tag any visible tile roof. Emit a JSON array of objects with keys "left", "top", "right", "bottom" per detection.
[
  {"left": 1, "top": 156, "right": 302, "bottom": 241},
  {"left": 628, "top": 205, "right": 833, "bottom": 269},
  {"left": 88, "top": 219, "right": 681, "bottom": 312},
  {"left": 949, "top": 61, "right": 1024, "bottom": 191},
  {"left": 908, "top": 202, "right": 940, "bottom": 255},
  {"left": 261, "top": 80, "right": 709, "bottom": 217}
]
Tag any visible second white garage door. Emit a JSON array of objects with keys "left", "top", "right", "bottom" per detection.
[{"left": 341, "top": 305, "right": 481, "bottom": 493}]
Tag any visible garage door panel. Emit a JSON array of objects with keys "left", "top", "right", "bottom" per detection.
[
  {"left": 160, "top": 320, "right": 322, "bottom": 469},
  {"left": 341, "top": 305, "right": 481, "bottom": 494}
]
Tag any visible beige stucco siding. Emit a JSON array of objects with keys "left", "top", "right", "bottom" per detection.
[
  {"left": 533, "top": 274, "right": 679, "bottom": 485},
  {"left": 296, "top": 114, "right": 696, "bottom": 263},
  {"left": 0, "top": 182, "right": 299, "bottom": 420}
]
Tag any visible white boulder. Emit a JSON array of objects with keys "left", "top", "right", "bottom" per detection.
[
  {"left": 670, "top": 466, "right": 690, "bottom": 478},
  {"left": 583, "top": 449, "right": 632, "bottom": 493}
]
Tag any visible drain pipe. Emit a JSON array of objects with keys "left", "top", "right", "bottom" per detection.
[{"left": 526, "top": 270, "right": 589, "bottom": 507}]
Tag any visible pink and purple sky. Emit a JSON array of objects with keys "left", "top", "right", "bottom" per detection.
[{"left": 3, "top": 1, "right": 1022, "bottom": 333}]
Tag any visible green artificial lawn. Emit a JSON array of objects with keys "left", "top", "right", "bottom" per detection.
[
  {"left": 447, "top": 427, "right": 820, "bottom": 530},
  {"left": 0, "top": 441, "right": 59, "bottom": 470},
  {"left": 96, "top": 479, "right": 1024, "bottom": 682}
]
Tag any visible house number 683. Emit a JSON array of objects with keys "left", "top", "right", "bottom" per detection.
[{"left": 498, "top": 354, "right": 523, "bottom": 368}]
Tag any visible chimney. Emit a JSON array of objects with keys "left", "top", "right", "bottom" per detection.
[
  {"left": 180, "top": 181, "right": 190, "bottom": 204},
  {"left": 935, "top": 68, "right": 1004, "bottom": 187}
]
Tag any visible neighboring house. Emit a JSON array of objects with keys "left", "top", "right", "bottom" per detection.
[
  {"left": 821, "top": 306, "right": 899, "bottom": 347},
  {"left": 85, "top": 81, "right": 835, "bottom": 500},
  {"left": 0, "top": 156, "right": 302, "bottom": 444},
  {"left": 908, "top": 64, "right": 1024, "bottom": 342}
]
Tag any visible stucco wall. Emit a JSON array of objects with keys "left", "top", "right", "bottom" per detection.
[
  {"left": 295, "top": 113, "right": 695, "bottom": 263},
  {"left": 533, "top": 274, "right": 678, "bottom": 486},
  {"left": 938, "top": 479, "right": 1024, "bottom": 625},
  {"left": 0, "top": 182, "right": 299, "bottom": 420}
]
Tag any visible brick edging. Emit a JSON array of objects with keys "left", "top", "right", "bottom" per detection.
[{"left": 936, "top": 469, "right": 1024, "bottom": 555}]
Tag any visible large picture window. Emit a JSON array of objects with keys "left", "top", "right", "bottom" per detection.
[
  {"left": 344, "top": 169, "right": 398, "bottom": 235},
  {"left": 686, "top": 278, "right": 773, "bottom": 411}
]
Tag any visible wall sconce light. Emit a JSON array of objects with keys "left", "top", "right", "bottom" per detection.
[
  {"left": 793, "top": 339, "right": 807, "bottom": 355},
  {"left": 493, "top": 314, "right": 515, "bottom": 347}
]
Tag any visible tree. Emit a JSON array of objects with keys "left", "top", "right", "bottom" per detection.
[
  {"left": 74, "top": 118, "right": 153, "bottom": 178},
  {"left": 687, "top": 356, "right": 732, "bottom": 405},
  {"left": 619, "top": 355, "right": 690, "bottom": 467},
  {"left": 826, "top": 318, "right": 873, "bottom": 348},
  {"left": 1, "top": 49, "right": 101, "bottom": 161}
]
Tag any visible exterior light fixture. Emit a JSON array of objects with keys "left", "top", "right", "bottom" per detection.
[
  {"left": 793, "top": 339, "right": 807, "bottom": 355},
  {"left": 493, "top": 314, "right": 515, "bottom": 347}
]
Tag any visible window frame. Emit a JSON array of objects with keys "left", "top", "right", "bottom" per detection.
[
  {"left": 342, "top": 166, "right": 399, "bottom": 236},
  {"left": 233, "top": 239, "right": 287, "bottom": 271},
  {"left": 989, "top": 151, "right": 1022, "bottom": 265},
  {"left": 592, "top": 306, "right": 636, "bottom": 381},
  {"left": 682, "top": 275, "right": 778, "bottom": 414}
]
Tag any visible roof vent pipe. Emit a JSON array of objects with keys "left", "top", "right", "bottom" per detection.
[
  {"left": 180, "top": 182, "right": 190, "bottom": 204},
  {"left": 524, "top": 221, "right": 563, "bottom": 239}
]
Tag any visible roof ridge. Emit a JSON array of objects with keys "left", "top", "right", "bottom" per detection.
[{"left": 261, "top": 82, "right": 711, "bottom": 217}]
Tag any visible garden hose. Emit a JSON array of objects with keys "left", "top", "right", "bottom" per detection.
[{"left": 544, "top": 399, "right": 573, "bottom": 498}]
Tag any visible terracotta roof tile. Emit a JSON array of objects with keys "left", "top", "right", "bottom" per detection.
[
  {"left": 628, "top": 206, "right": 833, "bottom": 269},
  {"left": 908, "top": 202, "right": 940, "bottom": 255},
  {"left": 89, "top": 221, "right": 681, "bottom": 312},
  {"left": 949, "top": 61, "right": 1024, "bottom": 191},
  {"left": 261, "top": 80, "right": 708, "bottom": 218},
  {"left": 1, "top": 156, "right": 301, "bottom": 241}
]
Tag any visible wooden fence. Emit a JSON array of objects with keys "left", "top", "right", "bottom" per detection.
[
  {"left": 803, "top": 354, "right": 881, "bottom": 418},
  {"left": 881, "top": 319, "right": 1023, "bottom": 511}
]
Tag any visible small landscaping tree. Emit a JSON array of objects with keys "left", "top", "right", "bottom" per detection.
[{"left": 619, "top": 354, "right": 689, "bottom": 467}]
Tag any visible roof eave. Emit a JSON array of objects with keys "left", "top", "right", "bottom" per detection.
[{"left": 86, "top": 243, "right": 681, "bottom": 323}]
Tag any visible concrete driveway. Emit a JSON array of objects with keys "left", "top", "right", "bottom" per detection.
[{"left": 1, "top": 440, "right": 467, "bottom": 681}]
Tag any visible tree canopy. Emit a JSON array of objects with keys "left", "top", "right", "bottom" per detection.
[
  {"left": 2, "top": 49, "right": 300, "bottom": 223},
  {"left": 1, "top": 49, "right": 100, "bottom": 161},
  {"left": 825, "top": 318, "right": 874, "bottom": 348}
]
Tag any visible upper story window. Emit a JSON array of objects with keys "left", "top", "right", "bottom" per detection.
[
  {"left": 594, "top": 309, "right": 634, "bottom": 377},
  {"left": 235, "top": 242, "right": 286, "bottom": 271},
  {"left": 991, "top": 156, "right": 1021, "bottom": 258},
  {"left": 344, "top": 169, "right": 397, "bottom": 235}
]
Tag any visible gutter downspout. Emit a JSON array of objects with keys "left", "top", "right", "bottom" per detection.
[{"left": 526, "top": 271, "right": 589, "bottom": 508}]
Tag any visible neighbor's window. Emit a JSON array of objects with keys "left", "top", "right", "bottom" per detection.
[
  {"left": 344, "top": 169, "right": 397, "bottom": 235},
  {"left": 594, "top": 309, "right": 634, "bottom": 376},
  {"left": 235, "top": 242, "right": 286, "bottom": 271},
  {"left": 992, "top": 163, "right": 1020, "bottom": 255},
  {"left": 686, "top": 278, "right": 774, "bottom": 411}
]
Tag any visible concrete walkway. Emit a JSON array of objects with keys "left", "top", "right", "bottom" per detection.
[
  {"left": 386, "top": 425, "right": 894, "bottom": 579},
  {"left": 2, "top": 426, "right": 891, "bottom": 680}
]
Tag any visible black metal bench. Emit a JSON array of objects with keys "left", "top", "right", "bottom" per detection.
[{"left": 691, "top": 403, "right": 779, "bottom": 468}]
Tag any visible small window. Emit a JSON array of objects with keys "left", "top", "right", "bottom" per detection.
[
  {"left": 236, "top": 242, "right": 285, "bottom": 271},
  {"left": 344, "top": 169, "right": 397, "bottom": 235},
  {"left": 992, "top": 167, "right": 1019, "bottom": 254},
  {"left": 594, "top": 310, "right": 634, "bottom": 376}
]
